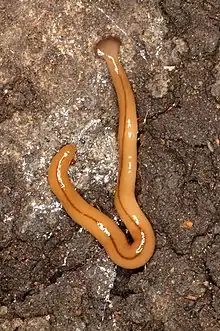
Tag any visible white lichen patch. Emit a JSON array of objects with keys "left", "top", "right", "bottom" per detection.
[
  {"left": 86, "top": 254, "right": 116, "bottom": 299},
  {"left": 2, "top": 214, "right": 14, "bottom": 224},
  {"left": 31, "top": 199, "right": 62, "bottom": 215},
  {"left": 83, "top": 253, "right": 117, "bottom": 329}
]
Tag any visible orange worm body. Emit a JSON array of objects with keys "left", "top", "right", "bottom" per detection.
[{"left": 48, "top": 37, "right": 155, "bottom": 269}]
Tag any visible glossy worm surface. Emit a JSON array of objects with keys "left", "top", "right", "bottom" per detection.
[{"left": 48, "top": 37, "right": 155, "bottom": 269}]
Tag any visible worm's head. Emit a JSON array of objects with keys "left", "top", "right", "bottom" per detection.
[{"left": 95, "top": 37, "right": 121, "bottom": 58}]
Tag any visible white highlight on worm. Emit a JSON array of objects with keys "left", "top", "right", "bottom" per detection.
[
  {"left": 57, "top": 151, "right": 69, "bottom": 188},
  {"left": 97, "top": 48, "right": 119, "bottom": 74},
  {"left": 97, "top": 222, "right": 111, "bottom": 237},
  {"left": 97, "top": 48, "right": 104, "bottom": 57},
  {"left": 128, "top": 161, "right": 132, "bottom": 174},
  {"left": 132, "top": 214, "right": 140, "bottom": 225},
  {"left": 136, "top": 231, "right": 145, "bottom": 254},
  {"left": 108, "top": 55, "right": 119, "bottom": 74}
]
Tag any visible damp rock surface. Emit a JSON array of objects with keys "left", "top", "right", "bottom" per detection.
[{"left": 1, "top": 0, "right": 220, "bottom": 330}]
